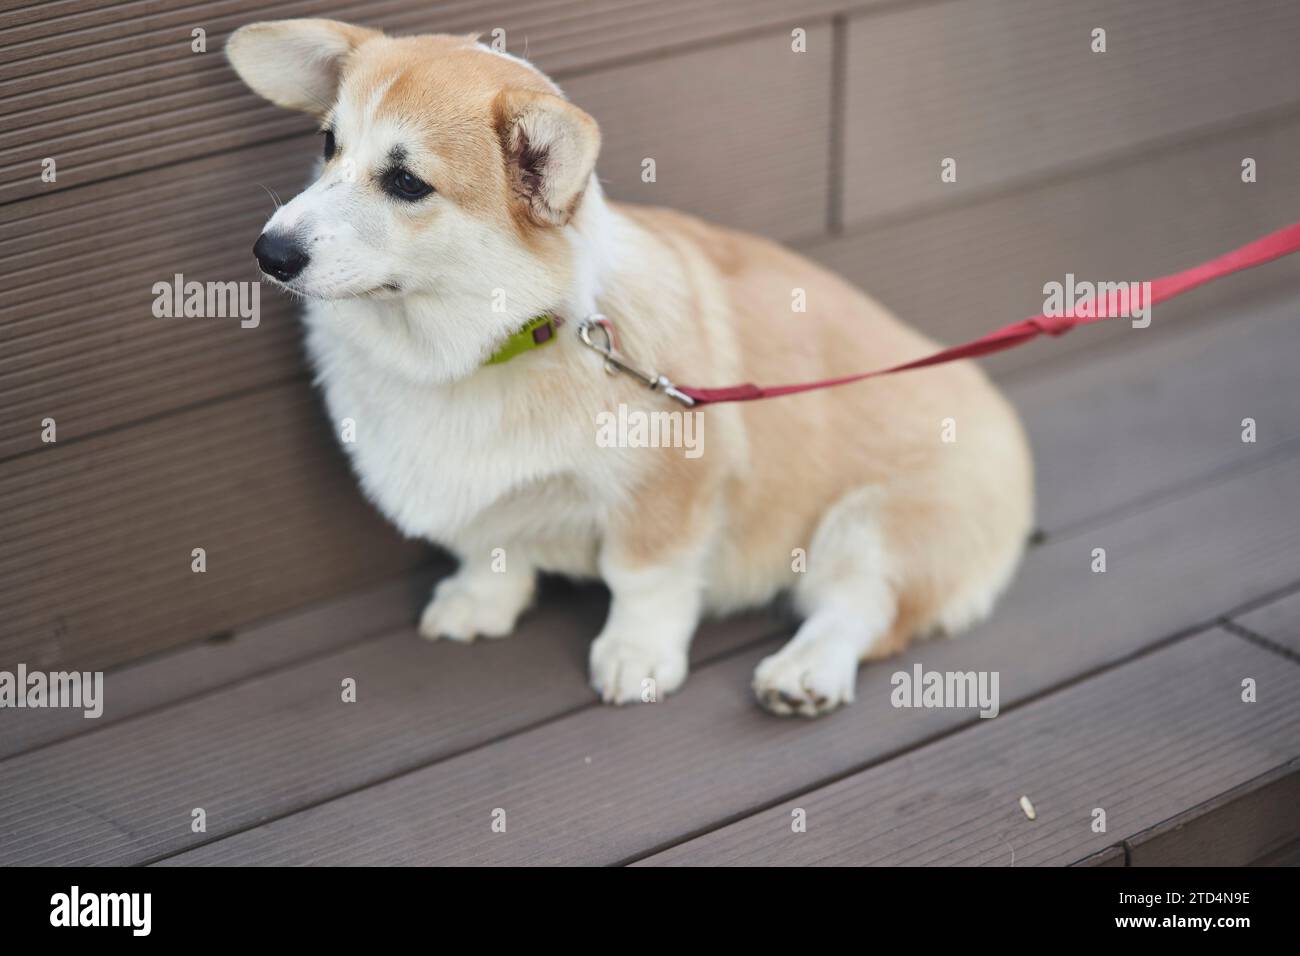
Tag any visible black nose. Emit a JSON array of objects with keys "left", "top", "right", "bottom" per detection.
[{"left": 253, "top": 231, "right": 309, "bottom": 282}]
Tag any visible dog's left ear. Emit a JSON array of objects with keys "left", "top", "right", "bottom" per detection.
[
  {"left": 494, "top": 89, "right": 601, "bottom": 226},
  {"left": 226, "top": 19, "right": 381, "bottom": 117}
]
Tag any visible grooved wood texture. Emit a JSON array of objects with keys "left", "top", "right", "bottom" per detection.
[
  {"left": 0, "top": 384, "right": 428, "bottom": 671},
  {"left": 1007, "top": 290, "right": 1300, "bottom": 535},
  {"left": 0, "top": 597, "right": 782, "bottom": 865},
  {"left": 0, "top": 20, "right": 835, "bottom": 670},
  {"left": 0, "top": 28, "right": 831, "bottom": 459},
  {"left": 842, "top": 0, "right": 1300, "bottom": 224},
  {"left": 0, "top": 0, "right": 856, "bottom": 202},
  {"left": 0, "top": 566, "right": 444, "bottom": 760},
  {"left": 810, "top": 112, "right": 1300, "bottom": 376},
  {"left": 639, "top": 632, "right": 1300, "bottom": 866},
  {"left": 570, "top": 26, "right": 833, "bottom": 242}
]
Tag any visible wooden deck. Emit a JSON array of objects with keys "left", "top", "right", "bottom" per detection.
[{"left": 3, "top": 286, "right": 1299, "bottom": 867}]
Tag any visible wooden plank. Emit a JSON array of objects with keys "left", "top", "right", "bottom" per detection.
[
  {"left": 0, "top": 383, "right": 427, "bottom": 671},
  {"left": 0, "top": 22, "right": 831, "bottom": 235},
  {"left": 0, "top": 0, "right": 857, "bottom": 203},
  {"left": 638, "top": 631, "right": 1300, "bottom": 865},
  {"left": 0, "top": 600, "right": 784, "bottom": 866},
  {"left": 155, "top": 451, "right": 1300, "bottom": 866},
  {"left": 0, "top": 565, "right": 443, "bottom": 760},
  {"left": 841, "top": 0, "right": 1300, "bottom": 225},
  {"left": 0, "top": 0, "right": 849, "bottom": 52},
  {"left": 11, "top": 1, "right": 1298, "bottom": 207},
  {"left": 809, "top": 111, "right": 1300, "bottom": 377},
  {"left": 567, "top": 26, "right": 832, "bottom": 243},
  {"left": 1007, "top": 289, "right": 1300, "bottom": 535},
  {"left": 1233, "top": 589, "right": 1300, "bottom": 657},
  {"left": 1125, "top": 759, "right": 1300, "bottom": 867}
]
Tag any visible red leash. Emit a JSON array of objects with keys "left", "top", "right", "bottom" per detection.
[{"left": 623, "top": 220, "right": 1300, "bottom": 406}]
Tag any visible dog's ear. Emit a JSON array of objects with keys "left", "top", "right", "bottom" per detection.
[
  {"left": 226, "top": 19, "right": 381, "bottom": 117},
  {"left": 494, "top": 89, "right": 601, "bottom": 227}
]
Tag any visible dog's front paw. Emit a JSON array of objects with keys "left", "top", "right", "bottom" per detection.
[
  {"left": 588, "top": 634, "right": 688, "bottom": 705},
  {"left": 418, "top": 575, "right": 528, "bottom": 642},
  {"left": 752, "top": 639, "right": 857, "bottom": 717}
]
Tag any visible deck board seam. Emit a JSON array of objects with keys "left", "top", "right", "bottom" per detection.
[
  {"left": 1221, "top": 618, "right": 1300, "bottom": 667},
  {"left": 1213, "top": 579, "right": 1300, "bottom": 627},
  {"left": 825, "top": 13, "right": 848, "bottom": 235}
]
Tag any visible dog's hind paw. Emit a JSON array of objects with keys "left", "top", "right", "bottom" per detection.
[{"left": 752, "top": 637, "right": 857, "bottom": 718}]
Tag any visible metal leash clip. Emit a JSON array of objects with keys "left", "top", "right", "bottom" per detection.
[{"left": 577, "top": 315, "right": 697, "bottom": 407}]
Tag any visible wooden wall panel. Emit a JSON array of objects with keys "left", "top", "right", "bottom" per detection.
[
  {"left": 0, "top": 27, "right": 830, "bottom": 461},
  {"left": 0, "top": 5, "right": 836, "bottom": 670},
  {"left": 0, "top": 0, "right": 854, "bottom": 201},
  {"left": 809, "top": 112, "right": 1300, "bottom": 376},
  {"left": 842, "top": 0, "right": 1300, "bottom": 225},
  {"left": 0, "top": 383, "right": 426, "bottom": 671},
  {"left": 569, "top": 26, "right": 833, "bottom": 242},
  {"left": 1008, "top": 292, "right": 1300, "bottom": 536}
]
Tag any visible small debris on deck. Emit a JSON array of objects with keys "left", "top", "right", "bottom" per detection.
[{"left": 1019, "top": 795, "right": 1037, "bottom": 821}]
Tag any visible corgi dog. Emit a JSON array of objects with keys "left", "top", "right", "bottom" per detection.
[{"left": 226, "top": 19, "right": 1033, "bottom": 716}]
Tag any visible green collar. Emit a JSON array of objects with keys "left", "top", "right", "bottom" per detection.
[{"left": 486, "top": 313, "right": 561, "bottom": 365}]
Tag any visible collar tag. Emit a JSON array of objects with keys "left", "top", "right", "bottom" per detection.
[{"left": 486, "top": 313, "right": 560, "bottom": 366}]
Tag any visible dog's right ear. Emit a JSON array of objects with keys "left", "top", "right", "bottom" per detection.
[{"left": 226, "top": 19, "right": 381, "bottom": 117}]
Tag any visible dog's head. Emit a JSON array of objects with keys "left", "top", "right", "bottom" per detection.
[{"left": 227, "top": 20, "right": 601, "bottom": 319}]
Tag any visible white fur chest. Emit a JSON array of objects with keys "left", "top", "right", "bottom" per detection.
[{"left": 301, "top": 305, "right": 623, "bottom": 553}]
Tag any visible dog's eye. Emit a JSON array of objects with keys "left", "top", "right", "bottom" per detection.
[
  {"left": 323, "top": 129, "right": 336, "bottom": 161},
  {"left": 383, "top": 168, "right": 434, "bottom": 201}
]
